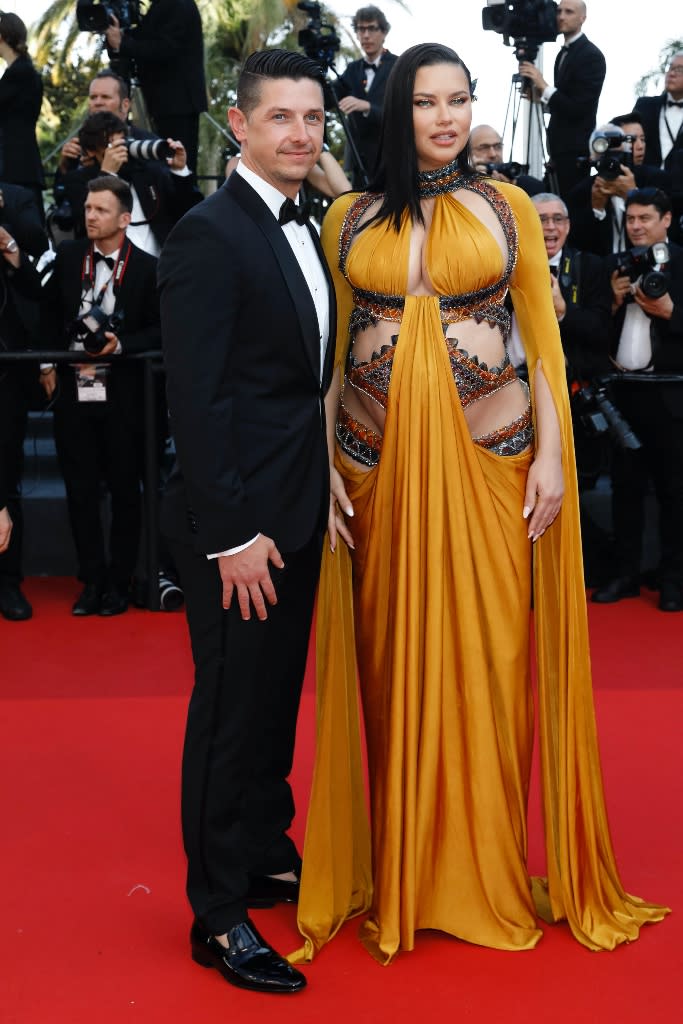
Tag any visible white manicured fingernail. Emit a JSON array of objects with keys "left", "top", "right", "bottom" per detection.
[{"left": 523, "top": 506, "right": 531, "bottom": 519}]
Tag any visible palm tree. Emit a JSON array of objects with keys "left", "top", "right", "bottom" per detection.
[{"left": 635, "top": 38, "right": 683, "bottom": 96}]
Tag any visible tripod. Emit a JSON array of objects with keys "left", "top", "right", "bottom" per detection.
[{"left": 501, "top": 69, "right": 558, "bottom": 192}]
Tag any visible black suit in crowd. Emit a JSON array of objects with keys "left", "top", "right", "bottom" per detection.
[
  {"left": 555, "top": 245, "right": 611, "bottom": 377},
  {"left": 566, "top": 164, "right": 672, "bottom": 257},
  {"left": 40, "top": 238, "right": 161, "bottom": 588},
  {"left": 0, "top": 184, "right": 47, "bottom": 585},
  {"left": 111, "top": 0, "right": 207, "bottom": 172},
  {"left": 332, "top": 50, "right": 398, "bottom": 188},
  {"left": 0, "top": 54, "right": 45, "bottom": 211},
  {"left": 158, "top": 171, "right": 334, "bottom": 933},
  {"left": 633, "top": 93, "right": 683, "bottom": 171},
  {"left": 546, "top": 35, "right": 606, "bottom": 199},
  {"left": 55, "top": 158, "right": 202, "bottom": 249},
  {"left": 605, "top": 242, "right": 683, "bottom": 586}
]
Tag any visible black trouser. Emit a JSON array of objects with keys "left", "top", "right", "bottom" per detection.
[
  {"left": 52, "top": 371, "right": 143, "bottom": 587},
  {"left": 0, "top": 369, "right": 31, "bottom": 584},
  {"left": 170, "top": 530, "right": 322, "bottom": 934},
  {"left": 546, "top": 151, "right": 590, "bottom": 203},
  {"left": 609, "top": 382, "right": 683, "bottom": 585}
]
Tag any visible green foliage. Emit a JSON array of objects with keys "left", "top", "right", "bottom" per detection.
[{"left": 635, "top": 39, "right": 683, "bottom": 96}]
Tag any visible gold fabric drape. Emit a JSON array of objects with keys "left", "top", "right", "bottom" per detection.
[{"left": 291, "top": 184, "right": 669, "bottom": 965}]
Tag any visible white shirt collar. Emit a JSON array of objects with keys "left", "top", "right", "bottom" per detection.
[
  {"left": 235, "top": 160, "right": 299, "bottom": 222},
  {"left": 563, "top": 30, "right": 584, "bottom": 46},
  {"left": 549, "top": 250, "right": 562, "bottom": 267}
]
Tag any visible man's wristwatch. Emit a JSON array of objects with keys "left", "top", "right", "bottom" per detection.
[{"left": 4, "top": 239, "right": 18, "bottom": 253}]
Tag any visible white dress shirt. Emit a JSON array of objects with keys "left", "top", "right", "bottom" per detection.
[
  {"left": 208, "top": 160, "right": 330, "bottom": 560},
  {"left": 659, "top": 93, "right": 683, "bottom": 167}
]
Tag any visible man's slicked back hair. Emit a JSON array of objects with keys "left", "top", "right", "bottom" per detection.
[{"left": 236, "top": 49, "right": 326, "bottom": 118}]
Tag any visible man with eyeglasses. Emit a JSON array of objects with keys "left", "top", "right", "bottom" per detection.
[
  {"left": 634, "top": 53, "right": 683, "bottom": 172},
  {"left": 469, "top": 124, "right": 544, "bottom": 196},
  {"left": 591, "top": 187, "right": 683, "bottom": 611},
  {"left": 333, "top": 6, "right": 397, "bottom": 188},
  {"left": 566, "top": 113, "right": 671, "bottom": 257}
]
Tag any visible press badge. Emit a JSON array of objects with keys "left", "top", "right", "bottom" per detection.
[{"left": 76, "top": 364, "right": 108, "bottom": 401}]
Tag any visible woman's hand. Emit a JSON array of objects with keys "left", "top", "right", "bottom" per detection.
[
  {"left": 327, "top": 466, "right": 355, "bottom": 553},
  {"left": 523, "top": 451, "right": 564, "bottom": 542}
]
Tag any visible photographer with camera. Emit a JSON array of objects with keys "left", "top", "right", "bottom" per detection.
[
  {"left": 518, "top": 1, "right": 605, "bottom": 200},
  {"left": 104, "top": 0, "right": 207, "bottom": 174},
  {"left": 591, "top": 187, "right": 683, "bottom": 610},
  {"left": 0, "top": 183, "right": 48, "bottom": 621},
  {"left": 39, "top": 176, "right": 161, "bottom": 616},
  {"left": 567, "top": 114, "right": 670, "bottom": 257},
  {"left": 331, "top": 5, "right": 397, "bottom": 188},
  {"left": 469, "top": 124, "right": 545, "bottom": 196},
  {"left": 56, "top": 110, "right": 201, "bottom": 256}
]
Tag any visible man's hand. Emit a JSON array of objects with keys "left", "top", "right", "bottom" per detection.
[
  {"left": 166, "top": 139, "right": 188, "bottom": 171},
  {"left": 99, "top": 331, "right": 120, "bottom": 355},
  {"left": 0, "top": 506, "right": 12, "bottom": 554},
  {"left": 0, "top": 226, "right": 20, "bottom": 269},
  {"left": 100, "top": 137, "right": 129, "bottom": 174},
  {"left": 105, "top": 15, "right": 122, "bottom": 51},
  {"left": 611, "top": 165, "right": 636, "bottom": 198},
  {"left": 217, "top": 534, "right": 284, "bottom": 621},
  {"left": 39, "top": 367, "right": 57, "bottom": 399},
  {"left": 610, "top": 268, "right": 632, "bottom": 310},
  {"left": 59, "top": 136, "right": 82, "bottom": 172},
  {"left": 591, "top": 175, "right": 610, "bottom": 210},
  {"left": 338, "top": 96, "right": 371, "bottom": 116},
  {"left": 550, "top": 272, "right": 567, "bottom": 321},
  {"left": 633, "top": 284, "right": 674, "bottom": 320},
  {"left": 517, "top": 62, "right": 548, "bottom": 92}
]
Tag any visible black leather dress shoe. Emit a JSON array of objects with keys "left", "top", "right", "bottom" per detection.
[
  {"left": 659, "top": 582, "right": 683, "bottom": 612},
  {"left": 72, "top": 583, "right": 102, "bottom": 616},
  {"left": 99, "top": 584, "right": 129, "bottom": 616},
  {"left": 0, "top": 580, "right": 32, "bottom": 621},
  {"left": 591, "top": 576, "right": 640, "bottom": 604},
  {"left": 247, "top": 872, "right": 300, "bottom": 908},
  {"left": 190, "top": 918, "right": 307, "bottom": 994}
]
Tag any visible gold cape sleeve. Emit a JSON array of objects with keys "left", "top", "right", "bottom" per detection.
[
  {"left": 499, "top": 181, "right": 669, "bottom": 948},
  {"left": 289, "top": 194, "right": 373, "bottom": 964}
]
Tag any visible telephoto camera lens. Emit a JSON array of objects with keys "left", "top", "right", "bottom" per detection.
[
  {"left": 158, "top": 571, "right": 184, "bottom": 611},
  {"left": 126, "top": 138, "right": 175, "bottom": 162}
]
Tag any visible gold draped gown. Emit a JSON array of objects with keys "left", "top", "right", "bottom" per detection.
[{"left": 292, "top": 176, "right": 669, "bottom": 965}]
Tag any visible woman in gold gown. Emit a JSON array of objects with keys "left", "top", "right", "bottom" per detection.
[{"left": 292, "top": 43, "right": 668, "bottom": 966}]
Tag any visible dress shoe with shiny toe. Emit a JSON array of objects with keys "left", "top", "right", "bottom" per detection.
[
  {"left": 591, "top": 576, "right": 640, "bottom": 604},
  {"left": 658, "top": 582, "right": 683, "bottom": 612},
  {"left": 72, "top": 583, "right": 102, "bottom": 616},
  {"left": 247, "top": 872, "right": 300, "bottom": 908},
  {"left": 0, "top": 580, "right": 33, "bottom": 621},
  {"left": 190, "top": 918, "right": 307, "bottom": 994},
  {"left": 99, "top": 584, "right": 129, "bottom": 616}
]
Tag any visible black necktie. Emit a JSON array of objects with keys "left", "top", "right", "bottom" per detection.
[
  {"left": 556, "top": 45, "right": 569, "bottom": 77},
  {"left": 94, "top": 252, "right": 115, "bottom": 269},
  {"left": 278, "top": 198, "right": 310, "bottom": 227},
  {"left": 667, "top": 100, "right": 683, "bottom": 108}
]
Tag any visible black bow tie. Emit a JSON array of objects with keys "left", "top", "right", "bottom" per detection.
[
  {"left": 278, "top": 197, "right": 310, "bottom": 227},
  {"left": 94, "top": 252, "right": 115, "bottom": 269},
  {"left": 667, "top": 99, "right": 683, "bottom": 108},
  {"left": 363, "top": 60, "right": 379, "bottom": 72}
]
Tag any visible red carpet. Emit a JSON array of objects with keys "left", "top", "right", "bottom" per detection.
[{"left": 1, "top": 578, "right": 679, "bottom": 1023}]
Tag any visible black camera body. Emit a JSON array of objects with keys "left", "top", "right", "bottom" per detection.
[
  {"left": 76, "top": 0, "right": 140, "bottom": 33},
  {"left": 486, "top": 160, "right": 526, "bottom": 180},
  {"left": 297, "top": 0, "right": 340, "bottom": 70},
  {"left": 70, "top": 305, "right": 124, "bottom": 355},
  {"left": 615, "top": 243, "right": 670, "bottom": 300},
  {"left": 585, "top": 129, "right": 635, "bottom": 180},
  {"left": 482, "top": 0, "right": 558, "bottom": 63},
  {"left": 573, "top": 382, "right": 641, "bottom": 450},
  {"left": 591, "top": 150, "right": 632, "bottom": 181}
]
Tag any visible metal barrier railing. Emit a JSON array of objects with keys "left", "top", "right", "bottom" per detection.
[{"left": 0, "top": 349, "right": 163, "bottom": 611}]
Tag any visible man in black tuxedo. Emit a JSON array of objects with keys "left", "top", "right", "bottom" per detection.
[
  {"left": 158, "top": 49, "right": 334, "bottom": 994},
  {"left": 519, "top": 0, "right": 605, "bottom": 200},
  {"left": 591, "top": 188, "right": 683, "bottom": 611},
  {"left": 0, "top": 183, "right": 47, "bottom": 620},
  {"left": 332, "top": 5, "right": 397, "bottom": 188},
  {"left": 106, "top": 0, "right": 207, "bottom": 173},
  {"left": 40, "top": 176, "right": 161, "bottom": 616},
  {"left": 567, "top": 113, "right": 670, "bottom": 257},
  {"left": 634, "top": 52, "right": 683, "bottom": 172}
]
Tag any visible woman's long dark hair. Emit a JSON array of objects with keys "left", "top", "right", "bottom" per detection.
[{"left": 367, "top": 43, "right": 475, "bottom": 230}]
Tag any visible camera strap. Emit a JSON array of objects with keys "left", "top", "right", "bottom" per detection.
[
  {"left": 560, "top": 251, "right": 581, "bottom": 306},
  {"left": 81, "top": 236, "right": 132, "bottom": 307}
]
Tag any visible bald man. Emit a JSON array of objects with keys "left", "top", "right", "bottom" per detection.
[{"left": 469, "top": 124, "right": 544, "bottom": 196}]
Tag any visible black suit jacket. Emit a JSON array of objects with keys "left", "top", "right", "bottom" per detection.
[
  {"left": 607, "top": 241, "right": 683, "bottom": 416},
  {"left": 566, "top": 164, "right": 671, "bottom": 257},
  {"left": 556, "top": 246, "right": 611, "bottom": 377},
  {"left": 547, "top": 35, "right": 606, "bottom": 159},
  {"left": 158, "top": 172, "right": 335, "bottom": 556},
  {"left": 333, "top": 51, "right": 398, "bottom": 182},
  {"left": 40, "top": 237, "right": 161, "bottom": 408},
  {"left": 0, "top": 55, "right": 44, "bottom": 188},
  {"left": 115, "top": 0, "right": 207, "bottom": 120},
  {"left": 634, "top": 93, "right": 683, "bottom": 171}
]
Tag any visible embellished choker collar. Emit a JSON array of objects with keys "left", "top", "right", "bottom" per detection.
[{"left": 417, "top": 157, "right": 463, "bottom": 197}]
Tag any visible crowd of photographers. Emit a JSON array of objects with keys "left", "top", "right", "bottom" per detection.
[{"left": 1, "top": 2, "right": 683, "bottom": 618}]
